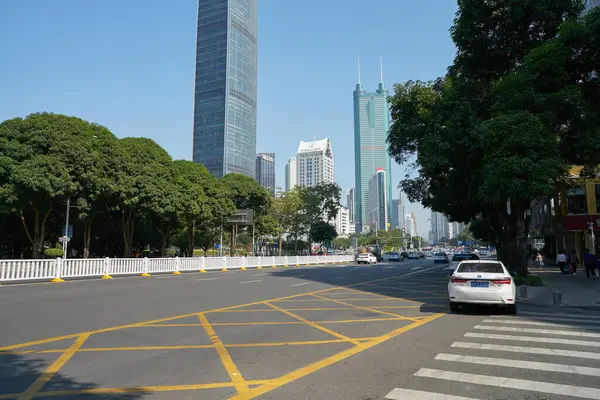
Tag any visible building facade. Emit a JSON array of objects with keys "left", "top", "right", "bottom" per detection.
[
  {"left": 347, "top": 188, "right": 355, "bottom": 223},
  {"left": 296, "top": 138, "right": 334, "bottom": 188},
  {"left": 192, "top": 0, "right": 258, "bottom": 178},
  {"left": 584, "top": 0, "right": 600, "bottom": 11},
  {"left": 391, "top": 199, "right": 400, "bottom": 229},
  {"left": 353, "top": 59, "right": 393, "bottom": 232},
  {"left": 255, "top": 153, "right": 275, "bottom": 195},
  {"left": 431, "top": 211, "right": 449, "bottom": 241},
  {"left": 285, "top": 157, "right": 297, "bottom": 192},
  {"left": 335, "top": 206, "right": 350, "bottom": 237},
  {"left": 366, "top": 169, "right": 390, "bottom": 232},
  {"left": 405, "top": 214, "right": 415, "bottom": 237}
]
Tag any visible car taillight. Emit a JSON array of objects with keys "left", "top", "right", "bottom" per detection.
[
  {"left": 492, "top": 278, "right": 512, "bottom": 285},
  {"left": 451, "top": 277, "right": 468, "bottom": 283}
]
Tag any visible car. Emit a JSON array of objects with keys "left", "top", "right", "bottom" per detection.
[
  {"left": 400, "top": 251, "right": 410, "bottom": 260},
  {"left": 446, "top": 253, "right": 480, "bottom": 272},
  {"left": 382, "top": 252, "right": 402, "bottom": 262},
  {"left": 356, "top": 253, "right": 377, "bottom": 264},
  {"left": 448, "top": 260, "right": 516, "bottom": 314},
  {"left": 433, "top": 252, "right": 449, "bottom": 264},
  {"left": 407, "top": 252, "right": 420, "bottom": 260}
]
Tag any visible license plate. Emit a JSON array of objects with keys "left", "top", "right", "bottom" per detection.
[{"left": 471, "top": 281, "right": 489, "bottom": 288}]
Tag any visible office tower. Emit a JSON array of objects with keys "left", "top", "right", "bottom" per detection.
[
  {"left": 398, "top": 192, "right": 405, "bottom": 230},
  {"left": 431, "top": 210, "right": 450, "bottom": 240},
  {"left": 285, "top": 157, "right": 297, "bottom": 192},
  {"left": 391, "top": 199, "right": 399, "bottom": 228},
  {"left": 335, "top": 206, "right": 350, "bottom": 236},
  {"left": 347, "top": 188, "right": 355, "bottom": 222},
  {"left": 404, "top": 214, "right": 415, "bottom": 237},
  {"left": 192, "top": 0, "right": 258, "bottom": 178},
  {"left": 367, "top": 169, "right": 390, "bottom": 232},
  {"left": 353, "top": 57, "right": 393, "bottom": 232},
  {"left": 255, "top": 153, "right": 275, "bottom": 196},
  {"left": 296, "top": 138, "right": 334, "bottom": 188}
]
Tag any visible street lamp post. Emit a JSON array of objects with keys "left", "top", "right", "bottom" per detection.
[{"left": 62, "top": 198, "right": 71, "bottom": 259}]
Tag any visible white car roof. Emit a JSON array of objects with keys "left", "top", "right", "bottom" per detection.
[{"left": 458, "top": 260, "right": 501, "bottom": 264}]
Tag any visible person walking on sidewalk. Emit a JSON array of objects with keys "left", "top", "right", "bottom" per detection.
[
  {"left": 583, "top": 248, "right": 596, "bottom": 279},
  {"left": 570, "top": 249, "right": 579, "bottom": 274},
  {"left": 536, "top": 252, "right": 544, "bottom": 269},
  {"left": 556, "top": 250, "right": 568, "bottom": 274}
]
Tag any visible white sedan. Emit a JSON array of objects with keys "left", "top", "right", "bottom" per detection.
[
  {"left": 356, "top": 253, "right": 377, "bottom": 264},
  {"left": 448, "top": 260, "right": 516, "bottom": 314}
]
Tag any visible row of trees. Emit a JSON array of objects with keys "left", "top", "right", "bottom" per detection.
[
  {"left": 387, "top": 1, "right": 600, "bottom": 275},
  {"left": 0, "top": 113, "right": 342, "bottom": 259}
]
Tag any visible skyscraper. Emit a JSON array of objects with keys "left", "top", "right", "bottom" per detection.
[
  {"left": 296, "top": 138, "right": 334, "bottom": 188},
  {"left": 431, "top": 210, "right": 450, "bottom": 241},
  {"left": 347, "top": 188, "right": 355, "bottom": 222},
  {"left": 255, "top": 153, "right": 275, "bottom": 195},
  {"left": 584, "top": 0, "right": 600, "bottom": 11},
  {"left": 192, "top": 0, "right": 258, "bottom": 178},
  {"left": 391, "top": 199, "right": 399, "bottom": 228},
  {"left": 367, "top": 169, "right": 390, "bottom": 232},
  {"left": 285, "top": 157, "right": 297, "bottom": 192},
  {"left": 353, "top": 57, "right": 393, "bottom": 232}
]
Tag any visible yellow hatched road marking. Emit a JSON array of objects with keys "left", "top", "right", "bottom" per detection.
[
  {"left": 264, "top": 302, "right": 362, "bottom": 345},
  {"left": 197, "top": 313, "right": 249, "bottom": 395},
  {"left": 229, "top": 313, "right": 446, "bottom": 400},
  {"left": 16, "top": 333, "right": 91, "bottom": 400},
  {"left": 311, "top": 294, "right": 419, "bottom": 322}
]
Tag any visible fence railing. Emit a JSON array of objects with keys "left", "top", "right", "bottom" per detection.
[{"left": 0, "top": 255, "right": 354, "bottom": 283}]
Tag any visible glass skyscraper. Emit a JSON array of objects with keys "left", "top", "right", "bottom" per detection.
[
  {"left": 193, "top": 0, "right": 258, "bottom": 178},
  {"left": 353, "top": 59, "right": 393, "bottom": 232},
  {"left": 256, "top": 153, "right": 275, "bottom": 196}
]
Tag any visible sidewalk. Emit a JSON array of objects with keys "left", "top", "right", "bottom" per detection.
[{"left": 520, "top": 263, "right": 600, "bottom": 309}]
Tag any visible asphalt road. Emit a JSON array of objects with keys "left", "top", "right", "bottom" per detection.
[{"left": 1, "top": 258, "right": 600, "bottom": 399}]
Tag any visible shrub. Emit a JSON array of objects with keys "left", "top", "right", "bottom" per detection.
[{"left": 44, "top": 245, "right": 64, "bottom": 259}]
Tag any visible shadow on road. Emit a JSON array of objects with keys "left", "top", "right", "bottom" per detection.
[{"left": 0, "top": 350, "right": 146, "bottom": 399}]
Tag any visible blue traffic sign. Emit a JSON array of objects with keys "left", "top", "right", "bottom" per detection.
[
  {"left": 466, "top": 240, "right": 473, "bottom": 245},
  {"left": 457, "top": 240, "right": 463, "bottom": 245}
]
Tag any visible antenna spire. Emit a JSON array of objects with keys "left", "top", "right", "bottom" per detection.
[
  {"left": 357, "top": 56, "right": 361, "bottom": 84},
  {"left": 379, "top": 56, "right": 383, "bottom": 83}
]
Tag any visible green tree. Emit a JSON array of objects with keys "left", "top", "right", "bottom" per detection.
[
  {"left": 332, "top": 236, "right": 351, "bottom": 249},
  {"left": 270, "top": 188, "right": 302, "bottom": 255},
  {"left": 387, "top": 0, "right": 587, "bottom": 275},
  {"left": 310, "top": 221, "right": 337, "bottom": 247},
  {"left": 298, "top": 183, "right": 342, "bottom": 244}
]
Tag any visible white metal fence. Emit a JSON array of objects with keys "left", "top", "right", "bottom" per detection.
[{"left": 0, "top": 255, "right": 354, "bottom": 283}]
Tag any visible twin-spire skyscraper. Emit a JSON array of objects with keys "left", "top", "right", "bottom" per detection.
[{"left": 353, "top": 57, "right": 393, "bottom": 233}]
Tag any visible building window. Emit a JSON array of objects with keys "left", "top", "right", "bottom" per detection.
[{"left": 567, "top": 185, "right": 587, "bottom": 215}]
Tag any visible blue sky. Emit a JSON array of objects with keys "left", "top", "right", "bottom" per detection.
[{"left": 0, "top": 0, "right": 458, "bottom": 236}]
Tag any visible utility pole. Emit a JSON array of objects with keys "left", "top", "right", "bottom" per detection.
[
  {"left": 219, "top": 216, "right": 223, "bottom": 257},
  {"left": 62, "top": 198, "right": 71, "bottom": 259}
]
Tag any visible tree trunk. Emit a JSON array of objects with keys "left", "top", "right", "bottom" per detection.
[
  {"left": 278, "top": 230, "right": 283, "bottom": 256},
  {"left": 230, "top": 225, "right": 237, "bottom": 256},
  {"left": 496, "top": 201, "right": 529, "bottom": 276},
  {"left": 187, "top": 219, "right": 195, "bottom": 257},
  {"left": 83, "top": 218, "right": 93, "bottom": 258},
  {"left": 160, "top": 232, "right": 167, "bottom": 257},
  {"left": 122, "top": 209, "right": 134, "bottom": 258},
  {"left": 20, "top": 209, "right": 50, "bottom": 259}
]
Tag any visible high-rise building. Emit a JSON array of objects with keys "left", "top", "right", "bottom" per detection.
[
  {"left": 285, "top": 157, "right": 297, "bottom": 192},
  {"left": 398, "top": 193, "right": 405, "bottom": 230},
  {"left": 296, "top": 138, "right": 334, "bottom": 188},
  {"left": 353, "top": 57, "right": 393, "bottom": 232},
  {"left": 404, "top": 214, "right": 415, "bottom": 237},
  {"left": 391, "top": 199, "right": 399, "bottom": 228},
  {"left": 584, "top": 0, "right": 600, "bottom": 11},
  {"left": 347, "top": 188, "right": 355, "bottom": 222},
  {"left": 431, "top": 210, "right": 450, "bottom": 241},
  {"left": 335, "top": 206, "right": 350, "bottom": 237},
  {"left": 192, "top": 0, "right": 258, "bottom": 178},
  {"left": 255, "top": 153, "right": 275, "bottom": 196},
  {"left": 367, "top": 169, "right": 390, "bottom": 232}
]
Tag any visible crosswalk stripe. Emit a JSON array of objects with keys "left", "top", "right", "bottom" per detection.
[
  {"left": 474, "top": 325, "right": 600, "bottom": 338},
  {"left": 414, "top": 368, "right": 600, "bottom": 399},
  {"left": 384, "top": 387, "right": 480, "bottom": 400},
  {"left": 484, "top": 319, "right": 600, "bottom": 329},
  {"left": 451, "top": 342, "right": 600, "bottom": 360},
  {"left": 511, "top": 311, "right": 600, "bottom": 320},
  {"left": 465, "top": 332, "right": 600, "bottom": 348},
  {"left": 488, "top": 315, "right": 600, "bottom": 324},
  {"left": 435, "top": 353, "right": 600, "bottom": 376}
]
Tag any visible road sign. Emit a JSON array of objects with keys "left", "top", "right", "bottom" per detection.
[
  {"left": 466, "top": 240, "right": 473, "bottom": 245},
  {"left": 457, "top": 240, "right": 463, "bottom": 245},
  {"left": 58, "top": 236, "right": 71, "bottom": 243}
]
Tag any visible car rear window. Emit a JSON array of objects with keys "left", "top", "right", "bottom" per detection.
[
  {"left": 452, "top": 254, "right": 480, "bottom": 261},
  {"left": 434, "top": 252, "right": 445, "bottom": 256},
  {"left": 388, "top": 252, "right": 398, "bottom": 256},
  {"left": 457, "top": 263, "right": 504, "bottom": 273}
]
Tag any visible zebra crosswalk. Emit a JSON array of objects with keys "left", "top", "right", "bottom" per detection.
[{"left": 384, "top": 311, "right": 600, "bottom": 399}]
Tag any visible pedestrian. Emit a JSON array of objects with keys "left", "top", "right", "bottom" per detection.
[
  {"left": 583, "top": 248, "right": 596, "bottom": 279},
  {"left": 536, "top": 252, "right": 544, "bottom": 269},
  {"left": 570, "top": 249, "right": 579, "bottom": 274},
  {"left": 556, "top": 250, "right": 568, "bottom": 274}
]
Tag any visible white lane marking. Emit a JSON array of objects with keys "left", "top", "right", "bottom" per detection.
[
  {"left": 253, "top": 273, "right": 268, "bottom": 276},
  {"left": 451, "top": 342, "right": 600, "bottom": 360},
  {"left": 290, "top": 282, "right": 310, "bottom": 287},
  {"left": 516, "top": 311, "right": 600, "bottom": 319},
  {"left": 435, "top": 353, "right": 600, "bottom": 377},
  {"left": 196, "top": 278, "right": 220, "bottom": 281},
  {"left": 411, "top": 267, "right": 423, "bottom": 270},
  {"left": 382, "top": 267, "right": 394, "bottom": 270},
  {"left": 240, "top": 280, "right": 262, "bottom": 284},
  {"left": 414, "top": 368, "right": 600, "bottom": 399},
  {"left": 465, "top": 332, "right": 600, "bottom": 348},
  {"left": 488, "top": 315, "right": 600, "bottom": 324},
  {"left": 474, "top": 325, "right": 600, "bottom": 338},
  {"left": 385, "top": 387, "right": 479, "bottom": 400},
  {"left": 484, "top": 319, "right": 600, "bottom": 329},
  {"left": 335, "top": 276, "right": 348, "bottom": 280}
]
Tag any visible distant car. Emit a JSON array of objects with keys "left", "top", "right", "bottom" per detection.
[
  {"left": 407, "top": 252, "right": 420, "bottom": 260},
  {"left": 447, "top": 253, "right": 480, "bottom": 271},
  {"left": 433, "top": 252, "right": 449, "bottom": 264},
  {"left": 448, "top": 260, "right": 516, "bottom": 314},
  {"left": 382, "top": 252, "right": 402, "bottom": 262},
  {"left": 400, "top": 251, "right": 410, "bottom": 260},
  {"left": 357, "top": 253, "right": 377, "bottom": 264}
]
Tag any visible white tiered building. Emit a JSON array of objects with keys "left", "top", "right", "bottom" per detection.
[{"left": 296, "top": 138, "right": 334, "bottom": 188}]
